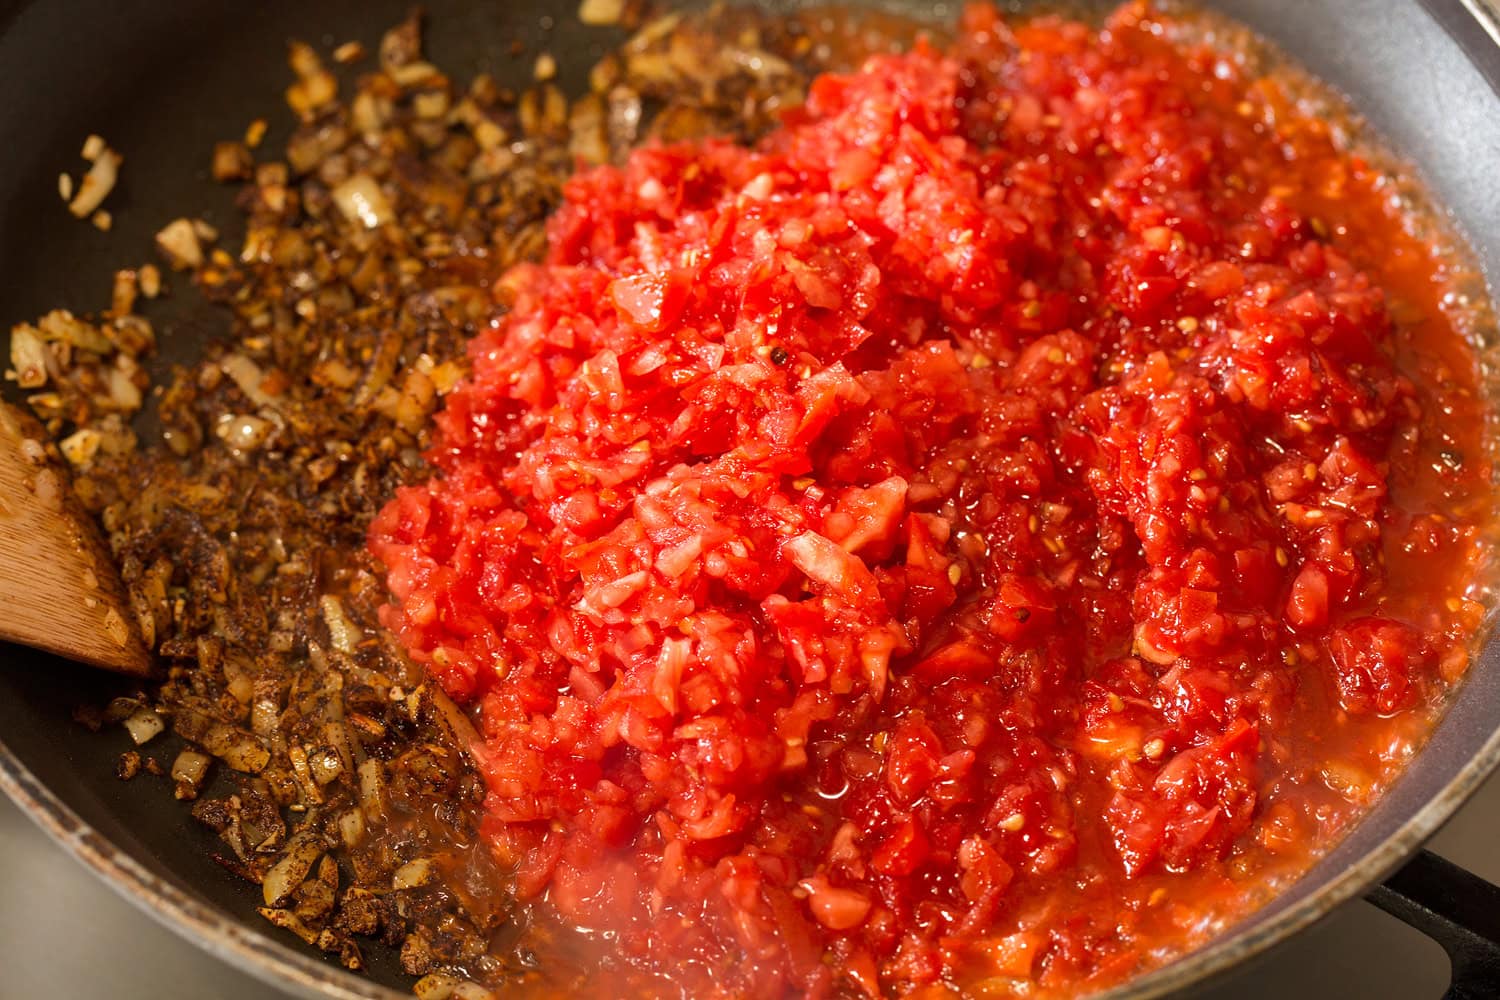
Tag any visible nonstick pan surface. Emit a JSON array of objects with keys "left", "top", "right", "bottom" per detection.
[{"left": 1, "top": 1, "right": 1499, "bottom": 997}]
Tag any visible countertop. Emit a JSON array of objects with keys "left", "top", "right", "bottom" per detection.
[{"left": 4, "top": 771, "right": 1498, "bottom": 999}]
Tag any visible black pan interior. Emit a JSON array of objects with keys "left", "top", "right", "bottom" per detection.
[{"left": 0, "top": 1, "right": 1498, "bottom": 998}]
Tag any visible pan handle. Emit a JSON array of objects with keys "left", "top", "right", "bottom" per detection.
[{"left": 1367, "top": 850, "right": 1500, "bottom": 1000}]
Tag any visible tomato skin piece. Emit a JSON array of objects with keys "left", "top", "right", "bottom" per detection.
[
  {"left": 1105, "top": 720, "right": 1260, "bottom": 876},
  {"left": 986, "top": 573, "right": 1058, "bottom": 643},
  {"left": 1286, "top": 562, "right": 1331, "bottom": 629},
  {"left": 610, "top": 272, "right": 689, "bottom": 332},
  {"left": 884, "top": 717, "right": 945, "bottom": 806},
  {"left": 872, "top": 815, "right": 932, "bottom": 876},
  {"left": 1329, "top": 618, "right": 1432, "bottom": 715},
  {"left": 801, "top": 874, "right": 874, "bottom": 930}
]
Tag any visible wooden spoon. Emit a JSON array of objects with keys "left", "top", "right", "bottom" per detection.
[{"left": 0, "top": 401, "right": 150, "bottom": 674}]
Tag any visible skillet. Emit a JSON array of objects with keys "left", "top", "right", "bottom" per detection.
[{"left": 2, "top": 0, "right": 1500, "bottom": 997}]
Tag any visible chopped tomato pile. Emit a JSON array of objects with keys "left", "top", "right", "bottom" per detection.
[{"left": 370, "top": 3, "right": 1492, "bottom": 996}]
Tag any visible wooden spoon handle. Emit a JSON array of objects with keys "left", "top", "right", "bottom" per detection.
[{"left": 0, "top": 402, "right": 150, "bottom": 675}]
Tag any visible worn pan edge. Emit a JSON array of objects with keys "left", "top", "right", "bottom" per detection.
[
  {"left": 2, "top": 0, "right": 1500, "bottom": 997},
  {"left": 0, "top": 743, "right": 403, "bottom": 1000},
  {"left": 13, "top": 663, "right": 1500, "bottom": 1000},
  {"left": 1113, "top": 716, "right": 1500, "bottom": 998},
  {"left": 1464, "top": 0, "right": 1500, "bottom": 47}
]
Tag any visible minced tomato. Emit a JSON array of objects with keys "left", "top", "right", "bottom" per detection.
[{"left": 369, "top": 3, "right": 1494, "bottom": 996}]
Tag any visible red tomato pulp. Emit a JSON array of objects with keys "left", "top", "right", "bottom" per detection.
[{"left": 370, "top": 4, "right": 1494, "bottom": 995}]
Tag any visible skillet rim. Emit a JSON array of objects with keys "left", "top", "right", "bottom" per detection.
[
  {"left": 0, "top": 740, "right": 400, "bottom": 1000},
  {"left": 2, "top": 0, "right": 1500, "bottom": 997}
]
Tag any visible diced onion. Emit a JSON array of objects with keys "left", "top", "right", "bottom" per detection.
[
  {"left": 262, "top": 830, "right": 323, "bottom": 906},
  {"left": 320, "top": 595, "right": 362, "bottom": 653},
  {"left": 578, "top": 0, "right": 625, "bottom": 25},
  {"left": 413, "top": 975, "right": 462, "bottom": 1000},
  {"left": 8, "top": 325, "right": 50, "bottom": 388},
  {"left": 122, "top": 706, "right": 164, "bottom": 745},
  {"left": 171, "top": 749, "right": 211, "bottom": 786},
  {"left": 331, "top": 174, "right": 393, "bottom": 229},
  {"left": 155, "top": 218, "right": 204, "bottom": 270},
  {"left": 392, "top": 858, "right": 434, "bottom": 890},
  {"left": 68, "top": 148, "right": 121, "bottom": 218},
  {"left": 219, "top": 353, "right": 277, "bottom": 409}
]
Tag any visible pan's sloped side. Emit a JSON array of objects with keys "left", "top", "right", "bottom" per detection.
[
  {"left": 0, "top": 739, "right": 401, "bottom": 1000},
  {"left": 0, "top": 1, "right": 1498, "bottom": 999}
]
